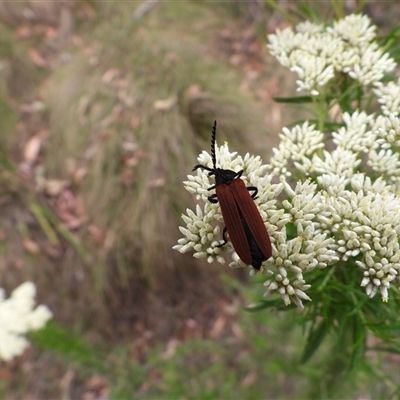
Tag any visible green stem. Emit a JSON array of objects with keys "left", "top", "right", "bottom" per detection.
[
  {"left": 39, "top": 202, "right": 91, "bottom": 263},
  {"left": 354, "top": 0, "right": 368, "bottom": 14},
  {"left": 330, "top": 0, "right": 345, "bottom": 19},
  {"left": 333, "top": 77, "right": 361, "bottom": 115},
  {"left": 28, "top": 199, "right": 60, "bottom": 246},
  {"left": 264, "top": 0, "right": 297, "bottom": 25},
  {"left": 312, "top": 94, "right": 328, "bottom": 132}
]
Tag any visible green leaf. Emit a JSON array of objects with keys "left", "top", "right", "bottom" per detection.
[
  {"left": 273, "top": 96, "right": 313, "bottom": 104},
  {"left": 300, "top": 320, "right": 327, "bottom": 363},
  {"left": 349, "top": 315, "right": 366, "bottom": 368},
  {"left": 379, "top": 25, "right": 400, "bottom": 48},
  {"left": 291, "top": 4, "right": 321, "bottom": 23},
  {"left": 29, "top": 322, "right": 103, "bottom": 370}
]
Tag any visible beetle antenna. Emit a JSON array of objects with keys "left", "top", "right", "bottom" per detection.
[{"left": 211, "top": 120, "right": 217, "bottom": 169}]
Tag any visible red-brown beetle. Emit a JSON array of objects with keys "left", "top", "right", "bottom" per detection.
[{"left": 192, "top": 121, "right": 272, "bottom": 269}]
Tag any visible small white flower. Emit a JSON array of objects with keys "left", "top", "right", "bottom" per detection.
[
  {"left": 291, "top": 55, "right": 335, "bottom": 94},
  {"left": 282, "top": 179, "right": 327, "bottom": 228},
  {"left": 348, "top": 43, "right": 396, "bottom": 86},
  {"left": 356, "top": 255, "right": 399, "bottom": 302},
  {"left": 268, "top": 122, "right": 324, "bottom": 176},
  {"left": 267, "top": 27, "right": 303, "bottom": 68},
  {"left": 173, "top": 203, "right": 226, "bottom": 264},
  {"left": 376, "top": 113, "right": 400, "bottom": 149},
  {"left": 374, "top": 79, "right": 400, "bottom": 116},
  {"left": 368, "top": 148, "right": 400, "bottom": 181},
  {"left": 0, "top": 282, "right": 52, "bottom": 361},
  {"left": 296, "top": 21, "right": 324, "bottom": 35},
  {"left": 328, "top": 14, "right": 376, "bottom": 47},
  {"left": 312, "top": 148, "right": 360, "bottom": 178},
  {"left": 317, "top": 174, "right": 348, "bottom": 196},
  {"left": 332, "top": 111, "right": 376, "bottom": 152}
]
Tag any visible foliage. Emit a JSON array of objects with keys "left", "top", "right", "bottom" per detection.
[{"left": 175, "top": 7, "right": 400, "bottom": 391}]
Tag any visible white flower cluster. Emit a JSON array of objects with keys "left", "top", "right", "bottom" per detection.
[
  {"left": 175, "top": 111, "right": 400, "bottom": 307},
  {"left": 318, "top": 174, "right": 400, "bottom": 302},
  {"left": 267, "top": 14, "right": 396, "bottom": 95},
  {"left": 268, "top": 111, "right": 400, "bottom": 303},
  {"left": 271, "top": 110, "right": 400, "bottom": 184},
  {"left": 0, "top": 281, "right": 52, "bottom": 361},
  {"left": 175, "top": 114, "right": 400, "bottom": 306},
  {"left": 174, "top": 144, "right": 339, "bottom": 308},
  {"left": 175, "top": 13, "right": 400, "bottom": 308}
]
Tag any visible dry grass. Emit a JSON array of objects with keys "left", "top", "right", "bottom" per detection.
[{"left": 0, "top": 1, "right": 276, "bottom": 342}]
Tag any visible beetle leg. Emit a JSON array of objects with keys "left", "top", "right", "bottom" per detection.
[
  {"left": 208, "top": 193, "right": 218, "bottom": 203},
  {"left": 235, "top": 170, "right": 244, "bottom": 179},
  {"left": 247, "top": 186, "right": 258, "bottom": 200},
  {"left": 216, "top": 227, "right": 228, "bottom": 248}
]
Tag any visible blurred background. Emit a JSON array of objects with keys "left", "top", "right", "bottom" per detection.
[{"left": 0, "top": 1, "right": 399, "bottom": 398}]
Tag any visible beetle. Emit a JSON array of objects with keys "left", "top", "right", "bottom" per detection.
[{"left": 192, "top": 120, "right": 272, "bottom": 269}]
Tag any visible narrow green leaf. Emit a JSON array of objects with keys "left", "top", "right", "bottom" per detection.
[
  {"left": 28, "top": 201, "right": 60, "bottom": 246},
  {"left": 349, "top": 315, "right": 366, "bottom": 368},
  {"left": 300, "top": 320, "right": 327, "bottom": 363},
  {"left": 273, "top": 96, "right": 313, "bottom": 104},
  {"left": 379, "top": 25, "right": 400, "bottom": 48},
  {"left": 40, "top": 204, "right": 91, "bottom": 263}
]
